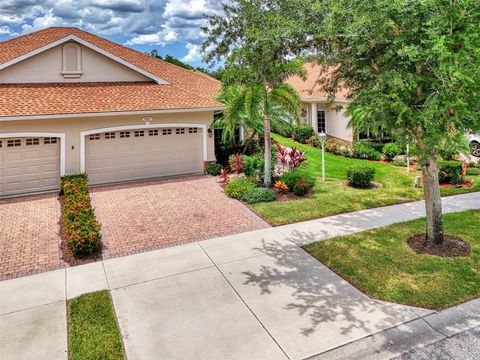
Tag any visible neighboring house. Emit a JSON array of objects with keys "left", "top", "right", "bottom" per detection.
[
  {"left": 285, "top": 62, "right": 354, "bottom": 143},
  {"left": 0, "top": 27, "right": 222, "bottom": 197}
]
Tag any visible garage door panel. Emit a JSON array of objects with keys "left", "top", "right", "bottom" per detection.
[
  {"left": 86, "top": 128, "right": 203, "bottom": 185},
  {"left": 0, "top": 137, "right": 60, "bottom": 197}
]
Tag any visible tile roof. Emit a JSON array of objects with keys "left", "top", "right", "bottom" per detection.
[
  {"left": 0, "top": 82, "right": 221, "bottom": 117},
  {"left": 285, "top": 62, "right": 349, "bottom": 101},
  {"left": 0, "top": 27, "right": 222, "bottom": 117}
]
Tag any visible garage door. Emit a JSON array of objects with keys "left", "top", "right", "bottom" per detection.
[
  {"left": 86, "top": 127, "right": 204, "bottom": 185},
  {"left": 0, "top": 137, "right": 60, "bottom": 197}
]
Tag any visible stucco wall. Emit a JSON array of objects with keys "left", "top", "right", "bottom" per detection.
[
  {"left": 325, "top": 103, "right": 353, "bottom": 142},
  {"left": 0, "top": 42, "right": 151, "bottom": 83},
  {"left": 0, "top": 111, "right": 216, "bottom": 174}
]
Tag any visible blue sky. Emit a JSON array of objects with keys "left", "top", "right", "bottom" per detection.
[{"left": 0, "top": 0, "right": 223, "bottom": 68}]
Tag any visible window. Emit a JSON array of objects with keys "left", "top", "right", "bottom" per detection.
[
  {"left": 7, "top": 139, "right": 21, "bottom": 147},
  {"left": 26, "top": 138, "right": 40, "bottom": 146},
  {"left": 162, "top": 129, "right": 172, "bottom": 135},
  {"left": 189, "top": 127, "right": 198, "bottom": 134},
  {"left": 88, "top": 134, "right": 100, "bottom": 141},
  {"left": 104, "top": 132, "right": 116, "bottom": 139},
  {"left": 176, "top": 128, "right": 185, "bottom": 135},
  {"left": 120, "top": 131, "right": 130, "bottom": 138},
  {"left": 317, "top": 110, "right": 326, "bottom": 134},
  {"left": 134, "top": 130, "right": 145, "bottom": 137},
  {"left": 149, "top": 129, "right": 159, "bottom": 136},
  {"left": 44, "top": 137, "right": 58, "bottom": 144},
  {"left": 62, "top": 43, "right": 82, "bottom": 78}
]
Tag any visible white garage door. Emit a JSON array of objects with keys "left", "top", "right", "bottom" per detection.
[
  {"left": 86, "top": 127, "right": 204, "bottom": 185},
  {"left": 0, "top": 137, "right": 60, "bottom": 197}
]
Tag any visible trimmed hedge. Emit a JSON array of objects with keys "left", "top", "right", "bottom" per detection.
[
  {"left": 292, "top": 124, "right": 315, "bottom": 144},
  {"left": 346, "top": 165, "right": 376, "bottom": 188},
  {"left": 352, "top": 142, "right": 382, "bottom": 160},
  {"left": 438, "top": 161, "right": 463, "bottom": 184},
  {"left": 61, "top": 174, "right": 101, "bottom": 255},
  {"left": 241, "top": 187, "right": 276, "bottom": 204},
  {"left": 224, "top": 177, "right": 256, "bottom": 199},
  {"left": 382, "top": 143, "right": 400, "bottom": 160},
  {"left": 278, "top": 171, "right": 315, "bottom": 192}
]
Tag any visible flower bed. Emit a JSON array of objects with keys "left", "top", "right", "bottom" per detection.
[{"left": 60, "top": 174, "right": 102, "bottom": 258}]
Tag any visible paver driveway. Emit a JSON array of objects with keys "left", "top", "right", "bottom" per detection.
[
  {"left": 0, "top": 194, "right": 62, "bottom": 280},
  {"left": 90, "top": 175, "right": 269, "bottom": 258}
]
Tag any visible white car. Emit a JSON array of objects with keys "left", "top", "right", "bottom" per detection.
[{"left": 470, "top": 133, "right": 480, "bottom": 157}]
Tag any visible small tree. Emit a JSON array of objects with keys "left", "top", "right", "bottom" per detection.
[{"left": 202, "top": 2, "right": 305, "bottom": 186}]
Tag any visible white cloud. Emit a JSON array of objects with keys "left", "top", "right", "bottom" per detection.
[
  {"left": 181, "top": 43, "right": 201, "bottom": 63},
  {"left": 125, "top": 27, "right": 177, "bottom": 46},
  {"left": 0, "top": 25, "right": 16, "bottom": 35}
]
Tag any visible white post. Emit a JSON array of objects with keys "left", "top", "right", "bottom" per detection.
[
  {"left": 406, "top": 143, "right": 410, "bottom": 173},
  {"left": 320, "top": 132, "right": 326, "bottom": 181}
]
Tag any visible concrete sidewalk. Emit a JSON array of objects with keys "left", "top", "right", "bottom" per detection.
[{"left": 1, "top": 192, "right": 479, "bottom": 360}]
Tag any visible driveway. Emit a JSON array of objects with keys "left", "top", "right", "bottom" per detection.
[
  {"left": 0, "top": 194, "right": 63, "bottom": 280},
  {"left": 90, "top": 175, "right": 269, "bottom": 258}
]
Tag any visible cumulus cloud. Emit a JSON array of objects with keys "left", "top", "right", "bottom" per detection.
[
  {"left": 0, "top": 25, "right": 16, "bottom": 35},
  {"left": 181, "top": 42, "right": 201, "bottom": 62}
]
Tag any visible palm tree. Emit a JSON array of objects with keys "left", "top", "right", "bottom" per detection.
[{"left": 214, "top": 83, "right": 301, "bottom": 186}]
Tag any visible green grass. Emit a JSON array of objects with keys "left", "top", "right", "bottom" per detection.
[
  {"left": 250, "top": 134, "right": 480, "bottom": 225},
  {"left": 68, "top": 291, "right": 126, "bottom": 360},
  {"left": 304, "top": 210, "right": 480, "bottom": 309}
]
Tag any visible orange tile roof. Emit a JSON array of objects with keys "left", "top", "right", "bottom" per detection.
[
  {"left": 285, "top": 62, "right": 349, "bottom": 101},
  {"left": 0, "top": 82, "right": 221, "bottom": 117},
  {"left": 0, "top": 27, "right": 222, "bottom": 116}
]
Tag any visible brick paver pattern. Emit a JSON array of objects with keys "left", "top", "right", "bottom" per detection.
[
  {"left": 0, "top": 194, "right": 63, "bottom": 280},
  {"left": 91, "top": 176, "right": 270, "bottom": 258}
]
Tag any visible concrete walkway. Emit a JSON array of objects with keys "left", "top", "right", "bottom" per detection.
[{"left": 1, "top": 192, "right": 479, "bottom": 360}]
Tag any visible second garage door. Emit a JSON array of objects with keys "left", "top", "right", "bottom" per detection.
[{"left": 86, "top": 127, "right": 204, "bottom": 185}]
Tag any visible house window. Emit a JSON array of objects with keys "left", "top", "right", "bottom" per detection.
[
  {"left": 176, "top": 128, "right": 185, "bottom": 135},
  {"left": 162, "top": 129, "right": 172, "bottom": 135},
  {"left": 88, "top": 134, "right": 100, "bottom": 141},
  {"left": 149, "top": 129, "right": 159, "bottom": 136},
  {"left": 120, "top": 131, "right": 130, "bottom": 138},
  {"left": 134, "top": 130, "right": 145, "bottom": 137},
  {"left": 317, "top": 110, "right": 326, "bottom": 134},
  {"left": 7, "top": 139, "right": 21, "bottom": 147},
  {"left": 44, "top": 137, "right": 58, "bottom": 144},
  {"left": 62, "top": 43, "right": 82, "bottom": 78},
  {"left": 104, "top": 132, "right": 116, "bottom": 139},
  {"left": 189, "top": 127, "right": 198, "bottom": 134},
  {"left": 26, "top": 138, "right": 40, "bottom": 146}
]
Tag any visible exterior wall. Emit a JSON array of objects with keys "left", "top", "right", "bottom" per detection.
[
  {"left": 300, "top": 101, "right": 353, "bottom": 143},
  {"left": 0, "top": 42, "right": 151, "bottom": 83},
  {"left": 0, "top": 111, "right": 216, "bottom": 174}
]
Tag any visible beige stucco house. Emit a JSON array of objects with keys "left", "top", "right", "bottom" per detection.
[
  {"left": 285, "top": 62, "right": 353, "bottom": 143},
  {"left": 0, "top": 27, "right": 222, "bottom": 197}
]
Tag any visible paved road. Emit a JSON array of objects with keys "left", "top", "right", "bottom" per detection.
[{"left": 1, "top": 192, "right": 479, "bottom": 360}]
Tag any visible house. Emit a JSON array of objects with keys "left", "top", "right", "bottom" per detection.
[
  {"left": 285, "top": 62, "right": 354, "bottom": 144},
  {"left": 0, "top": 27, "right": 222, "bottom": 198}
]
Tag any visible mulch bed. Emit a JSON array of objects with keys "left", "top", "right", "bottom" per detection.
[
  {"left": 274, "top": 188, "right": 314, "bottom": 201},
  {"left": 407, "top": 234, "right": 470, "bottom": 257},
  {"left": 58, "top": 195, "right": 103, "bottom": 267},
  {"left": 440, "top": 180, "right": 474, "bottom": 189},
  {"left": 341, "top": 180, "right": 382, "bottom": 189}
]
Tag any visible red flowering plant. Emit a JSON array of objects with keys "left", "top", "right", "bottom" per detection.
[
  {"left": 60, "top": 174, "right": 101, "bottom": 255},
  {"left": 275, "top": 144, "right": 306, "bottom": 173},
  {"left": 229, "top": 153, "right": 245, "bottom": 175}
]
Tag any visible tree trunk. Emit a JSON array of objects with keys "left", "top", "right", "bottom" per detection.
[
  {"left": 263, "top": 114, "right": 272, "bottom": 187},
  {"left": 422, "top": 159, "right": 444, "bottom": 244}
]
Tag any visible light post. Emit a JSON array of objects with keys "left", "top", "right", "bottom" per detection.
[{"left": 319, "top": 132, "right": 327, "bottom": 181}]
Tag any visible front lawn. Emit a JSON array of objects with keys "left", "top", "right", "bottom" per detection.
[
  {"left": 250, "top": 134, "right": 480, "bottom": 225},
  {"left": 68, "top": 291, "right": 126, "bottom": 360},
  {"left": 304, "top": 210, "right": 480, "bottom": 309}
]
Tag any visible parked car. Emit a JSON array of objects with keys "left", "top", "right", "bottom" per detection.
[{"left": 470, "top": 133, "right": 480, "bottom": 157}]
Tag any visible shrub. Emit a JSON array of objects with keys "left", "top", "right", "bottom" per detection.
[
  {"left": 60, "top": 174, "right": 101, "bottom": 255},
  {"left": 228, "top": 153, "right": 244, "bottom": 175},
  {"left": 274, "top": 181, "right": 289, "bottom": 194},
  {"left": 438, "top": 160, "right": 463, "bottom": 184},
  {"left": 275, "top": 144, "right": 306, "bottom": 171},
  {"left": 243, "top": 135, "right": 262, "bottom": 156},
  {"left": 279, "top": 170, "right": 315, "bottom": 191},
  {"left": 307, "top": 135, "right": 321, "bottom": 147},
  {"left": 382, "top": 143, "right": 400, "bottom": 160},
  {"left": 392, "top": 159, "right": 408, "bottom": 167},
  {"left": 353, "top": 142, "right": 382, "bottom": 160},
  {"left": 224, "top": 177, "right": 256, "bottom": 199},
  {"left": 292, "top": 124, "right": 315, "bottom": 143},
  {"left": 241, "top": 187, "right": 276, "bottom": 204},
  {"left": 292, "top": 179, "right": 310, "bottom": 196},
  {"left": 244, "top": 154, "right": 264, "bottom": 177},
  {"left": 205, "top": 162, "right": 222, "bottom": 176},
  {"left": 271, "top": 122, "right": 293, "bottom": 138},
  {"left": 346, "top": 165, "right": 376, "bottom": 188}
]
